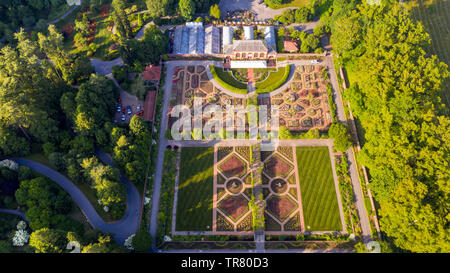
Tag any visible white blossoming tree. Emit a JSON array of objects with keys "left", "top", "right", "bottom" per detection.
[
  {"left": 66, "top": 0, "right": 81, "bottom": 6},
  {"left": 124, "top": 234, "right": 135, "bottom": 250},
  {"left": 0, "top": 160, "right": 19, "bottom": 171},
  {"left": 12, "top": 230, "right": 29, "bottom": 247}
]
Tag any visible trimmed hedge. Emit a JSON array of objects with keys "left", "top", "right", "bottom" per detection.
[
  {"left": 255, "top": 65, "right": 291, "bottom": 94},
  {"left": 326, "top": 83, "right": 337, "bottom": 122},
  {"left": 210, "top": 65, "right": 248, "bottom": 94}
]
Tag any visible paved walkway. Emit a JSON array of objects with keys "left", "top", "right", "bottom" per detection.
[
  {"left": 324, "top": 56, "right": 372, "bottom": 243},
  {"left": 91, "top": 58, "right": 124, "bottom": 75},
  {"left": 9, "top": 148, "right": 141, "bottom": 245},
  {"left": 0, "top": 208, "right": 27, "bottom": 222}
]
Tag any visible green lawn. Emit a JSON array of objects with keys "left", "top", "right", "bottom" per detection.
[
  {"left": 211, "top": 66, "right": 248, "bottom": 90},
  {"left": 175, "top": 147, "right": 215, "bottom": 231},
  {"left": 296, "top": 146, "right": 342, "bottom": 231},
  {"left": 255, "top": 65, "right": 290, "bottom": 93},
  {"left": 264, "top": 0, "right": 309, "bottom": 9},
  {"left": 24, "top": 153, "right": 50, "bottom": 167}
]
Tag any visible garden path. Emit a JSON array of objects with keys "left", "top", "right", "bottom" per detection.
[{"left": 8, "top": 147, "right": 141, "bottom": 245}]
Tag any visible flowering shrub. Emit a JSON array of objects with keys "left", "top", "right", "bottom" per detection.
[
  {"left": 124, "top": 234, "right": 135, "bottom": 250},
  {"left": 12, "top": 230, "right": 29, "bottom": 247},
  {"left": 16, "top": 221, "right": 27, "bottom": 230},
  {"left": 0, "top": 160, "right": 19, "bottom": 171}
]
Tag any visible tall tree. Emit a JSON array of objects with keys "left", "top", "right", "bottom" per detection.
[
  {"left": 209, "top": 4, "right": 220, "bottom": 20},
  {"left": 179, "top": 0, "right": 195, "bottom": 21},
  {"left": 0, "top": 30, "right": 60, "bottom": 142}
]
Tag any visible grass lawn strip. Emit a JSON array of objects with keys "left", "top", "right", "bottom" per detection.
[
  {"left": 296, "top": 146, "right": 342, "bottom": 231},
  {"left": 175, "top": 147, "right": 214, "bottom": 231}
]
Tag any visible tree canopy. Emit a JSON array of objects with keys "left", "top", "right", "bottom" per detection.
[{"left": 330, "top": 1, "right": 450, "bottom": 252}]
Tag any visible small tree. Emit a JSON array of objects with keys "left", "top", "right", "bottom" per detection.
[
  {"left": 131, "top": 231, "right": 152, "bottom": 253},
  {"left": 179, "top": 0, "right": 195, "bottom": 21},
  {"left": 329, "top": 123, "right": 352, "bottom": 152},
  {"left": 210, "top": 4, "right": 221, "bottom": 20}
]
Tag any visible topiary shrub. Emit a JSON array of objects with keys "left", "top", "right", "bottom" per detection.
[{"left": 131, "top": 231, "right": 152, "bottom": 253}]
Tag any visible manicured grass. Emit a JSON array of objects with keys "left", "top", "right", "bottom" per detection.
[
  {"left": 296, "top": 146, "right": 342, "bottom": 231},
  {"left": 255, "top": 65, "right": 290, "bottom": 93},
  {"left": 264, "top": 0, "right": 309, "bottom": 9},
  {"left": 175, "top": 147, "right": 214, "bottom": 231}
]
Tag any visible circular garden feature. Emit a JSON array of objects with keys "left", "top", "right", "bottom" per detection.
[
  {"left": 270, "top": 178, "right": 288, "bottom": 195},
  {"left": 225, "top": 178, "right": 244, "bottom": 195}
]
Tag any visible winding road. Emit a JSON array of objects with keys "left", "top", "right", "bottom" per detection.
[{"left": 6, "top": 148, "right": 141, "bottom": 245}]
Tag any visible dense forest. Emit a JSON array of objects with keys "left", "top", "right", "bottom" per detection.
[
  {"left": 327, "top": 0, "right": 449, "bottom": 252},
  {"left": 0, "top": 0, "right": 68, "bottom": 36},
  {"left": 0, "top": 0, "right": 448, "bottom": 253}
]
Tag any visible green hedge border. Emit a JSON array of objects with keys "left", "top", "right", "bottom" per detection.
[{"left": 210, "top": 65, "right": 248, "bottom": 94}]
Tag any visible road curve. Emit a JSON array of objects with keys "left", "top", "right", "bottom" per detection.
[
  {"left": 0, "top": 208, "right": 27, "bottom": 222},
  {"left": 11, "top": 149, "right": 141, "bottom": 245}
]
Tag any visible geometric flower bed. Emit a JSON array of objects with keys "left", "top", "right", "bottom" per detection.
[
  {"left": 265, "top": 65, "right": 333, "bottom": 133},
  {"left": 213, "top": 146, "right": 305, "bottom": 234},
  {"left": 260, "top": 147, "right": 302, "bottom": 232},
  {"left": 266, "top": 195, "right": 298, "bottom": 222},
  {"left": 218, "top": 195, "right": 249, "bottom": 222},
  {"left": 214, "top": 147, "right": 253, "bottom": 233},
  {"left": 218, "top": 154, "right": 247, "bottom": 178},
  {"left": 263, "top": 154, "right": 294, "bottom": 178}
]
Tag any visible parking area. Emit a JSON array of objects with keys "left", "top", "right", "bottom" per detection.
[
  {"left": 219, "top": 0, "right": 296, "bottom": 20},
  {"left": 114, "top": 89, "right": 145, "bottom": 123}
]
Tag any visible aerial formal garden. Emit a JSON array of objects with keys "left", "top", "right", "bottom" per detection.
[{"left": 0, "top": 0, "right": 447, "bottom": 256}]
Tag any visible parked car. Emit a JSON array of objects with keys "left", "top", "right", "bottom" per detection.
[
  {"left": 121, "top": 114, "right": 126, "bottom": 121},
  {"left": 116, "top": 103, "right": 121, "bottom": 112},
  {"left": 311, "top": 60, "right": 320, "bottom": 64},
  {"left": 121, "top": 107, "right": 125, "bottom": 114},
  {"left": 126, "top": 106, "right": 132, "bottom": 115},
  {"left": 137, "top": 105, "right": 141, "bottom": 111}
]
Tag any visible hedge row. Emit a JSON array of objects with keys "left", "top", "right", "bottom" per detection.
[
  {"left": 326, "top": 83, "right": 337, "bottom": 122},
  {"left": 210, "top": 65, "right": 248, "bottom": 94},
  {"left": 255, "top": 65, "right": 291, "bottom": 94}
]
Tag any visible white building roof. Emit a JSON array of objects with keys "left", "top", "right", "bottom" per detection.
[
  {"left": 173, "top": 22, "right": 205, "bottom": 54},
  {"left": 205, "top": 26, "right": 220, "bottom": 54},
  {"left": 222, "top": 26, "right": 233, "bottom": 46},
  {"left": 261, "top": 26, "right": 276, "bottom": 52},
  {"left": 230, "top": 60, "right": 267, "bottom": 68},
  {"left": 243, "top": 26, "right": 254, "bottom": 40}
]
